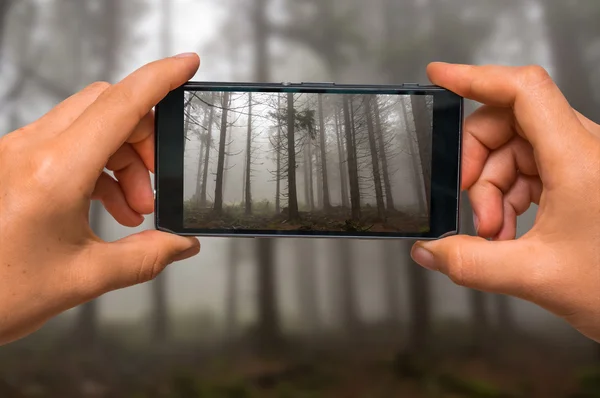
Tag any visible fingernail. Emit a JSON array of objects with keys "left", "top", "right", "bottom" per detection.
[
  {"left": 174, "top": 52, "right": 197, "bottom": 59},
  {"left": 172, "top": 244, "right": 200, "bottom": 262},
  {"left": 411, "top": 245, "right": 437, "bottom": 271},
  {"left": 473, "top": 212, "right": 479, "bottom": 234}
]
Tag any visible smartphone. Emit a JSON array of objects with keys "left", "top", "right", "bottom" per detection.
[{"left": 154, "top": 82, "right": 463, "bottom": 240}]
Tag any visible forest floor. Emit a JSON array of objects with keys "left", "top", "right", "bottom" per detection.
[
  {"left": 0, "top": 324, "right": 597, "bottom": 398},
  {"left": 184, "top": 203, "right": 430, "bottom": 233}
]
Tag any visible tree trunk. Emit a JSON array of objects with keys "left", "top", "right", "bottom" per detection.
[
  {"left": 295, "top": 240, "right": 320, "bottom": 333},
  {"left": 382, "top": 241, "right": 401, "bottom": 326},
  {"left": 194, "top": 104, "right": 208, "bottom": 204},
  {"left": 183, "top": 100, "right": 191, "bottom": 154},
  {"left": 223, "top": 103, "right": 232, "bottom": 198},
  {"left": 200, "top": 93, "right": 216, "bottom": 207},
  {"left": 343, "top": 96, "right": 361, "bottom": 220},
  {"left": 245, "top": 93, "right": 253, "bottom": 214},
  {"left": 276, "top": 93, "right": 282, "bottom": 213},
  {"left": 0, "top": 0, "right": 14, "bottom": 69},
  {"left": 256, "top": 238, "right": 282, "bottom": 355},
  {"left": 287, "top": 92, "right": 300, "bottom": 220},
  {"left": 318, "top": 95, "right": 331, "bottom": 210},
  {"left": 303, "top": 144, "right": 310, "bottom": 208},
  {"left": 495, "top": 294, "right": 514, "bottom": 335},
  {"left": 349, "top": 99, "right": 359, "bottom": 176},
  {"left": 338, "top": 239, "right": 359, "bottom": 336},
  {"left": 225, "top": 239, "right": 240, "bottom": 339},
  {"left": 374, "top": 97, "right": 395, "bottom": 210},
  {"left": 407, "top": 256, "right": 431, "bottom": 354},
  {"left": 76, "top": 295, "right": 99, "bottom": 347},
  {"left": 458, "top": 192, "right": 492, "bottom": 356},
  {"left": 307, "top": 139, "right": 315, "bottom": 211},
  {"left": 541, "top": 12, "right": 600, "bottom": 370},
  {"left": 151, "top": 0, "right": 171, "bottom": 345},
  {"left": 253, "top": 0, "right": 269, "bottom": 81},
  {"left": 214, "top": 92, "right": 230, "bottom": 213},
  {"left": 304, "top": 95, "right": 315, "bottom": 211},
  {"left": 78, "top": 0, "right": 121, "bottom": 347},
  {"left": 251, "top": 0, "right": 281, "bottom": 359},
  {"left": 410, "top": 95, "right": 432, "bottom": 211},
  {"left": 545, "top": 1, "right": 598, "bottom": 121},
  {"left": 470, "top": 290, "right": 490, "bottom": 356},
  {"left": 335, "top": 108, "right": 349, "bottom": 208},
  {"left": 315, "top": 141, "right": 323, "bottom": 209},
  {"left": 401, "top": 97, "right": 428, "bottom": 216},
  {"left": 365, "top": 95, "right": 386, "bottom": 221}
]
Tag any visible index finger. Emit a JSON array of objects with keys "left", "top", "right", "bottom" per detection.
[
  {"left": 427, "top": 63, "right": 587, "bottom": 175},
  {"left": 61, "top": 53, "right": 200, "bottom": 179}
]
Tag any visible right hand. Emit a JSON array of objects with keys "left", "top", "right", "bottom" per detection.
[{"left": 411, "top": 64, "right": 600, "bottom": 342}]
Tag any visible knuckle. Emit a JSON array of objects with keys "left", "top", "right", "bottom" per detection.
[
  {"left": 29, "top": 150, "right": 60, "bottom": 187},
  {"left": 0, "top": 131, "right": 21, "bottom": 154},
  {"left": 518, "top": 65, "right": 552, "bottom": 89},
  {"left": 446, "top": 245, "right": 468, "bottom": 287},
  {"left": 86, "top": 81, "right": 111, "bottom": 94},
  {"left": 111, "top": 85, "right": 135, "bottom": 106},
  {"left": 137, "top": 247, "right": 164, "bottom": 284}
]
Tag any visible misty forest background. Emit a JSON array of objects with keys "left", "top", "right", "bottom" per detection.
[
  {"left": 183, "top": 90, "right": 433, "bottom": 233},
  {"left": 2, "top": 0, "right": 600, "bottom": 397}
]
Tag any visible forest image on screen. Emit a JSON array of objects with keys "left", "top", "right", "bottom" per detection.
[{"left": 183, "top": 91, "right": 433, "bottom": 233}]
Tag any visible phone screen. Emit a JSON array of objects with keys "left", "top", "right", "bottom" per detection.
[{"left": 181, "top": 90, "right": 435, "bottom": 235}]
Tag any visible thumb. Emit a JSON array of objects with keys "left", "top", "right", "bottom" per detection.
[
  {"left": 88, "top": 230, "right": 200, "bottom": 294},
  {"left": 411, "top": 235, "right": 541, "bottom": 297}
]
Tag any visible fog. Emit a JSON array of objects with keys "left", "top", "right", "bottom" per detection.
[
  {"left": 1, "top": 0, "right": 599, "bottom": 396},
  {"left": 182, "top": 91, "right": 433, "bottom": 233}
]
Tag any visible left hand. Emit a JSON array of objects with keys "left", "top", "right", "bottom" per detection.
[{"left": 0, "top": 53, "right": 202, "bottom": 345}]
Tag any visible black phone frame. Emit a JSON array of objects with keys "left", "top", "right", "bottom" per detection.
[{"left": 155, "top": 82, "right": 463, "bottom": 240}]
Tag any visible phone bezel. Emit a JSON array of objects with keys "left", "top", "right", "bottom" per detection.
[{"left": 155, "top": 82, "right": 463, "bottom": 240}]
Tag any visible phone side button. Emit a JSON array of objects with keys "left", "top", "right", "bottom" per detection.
[{"left": 300, "top": 82, "right": 335, "bottom": 86}]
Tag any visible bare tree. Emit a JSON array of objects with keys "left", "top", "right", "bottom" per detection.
[
  {"left": 343, "top": 95, "right": 361, "bottom": 220},
  {"left": 287, "top": 92, "right": 300, "bottom": 220},
  {"left": 244, "top": 92, "right": 253, "bottom": 214},
  {"left": 275, "top": 94, "right": 282, "bottom": 213},
  {"left": 401, "top": 97, "right": 428, "bottom": 216},
  {"left": 318, "top": 94, "right": 332, "bottom": 210},
  {"left": 193, "top": 101, "right": 207, "bottom": 203},
  {"left": 225, "top": 239, "right": 241, "bottom": 339},
  {"left": 150, "top": 0, "right": 172, "bottom": 344},
  {"left": 307, "top": 141, "right": 315, "bottom": 210},
  {"left": 382, "top": 241, "right": 402, "bottom": 326},
  {"left": 374, "top": 97, "right": 395, "bottom": 210},
  {"left": 338, "top": 239, "right": 360, "bottom": 336},
  {"left": 214, "top": 92, "right": 231, "bottom": 213},
  {"left": 545, "top": 1, "right": 597, "bottom": 121},
  {"left": 410, "top": 95, "right": 432, "bottom": 212},
  {"left": 335, "top": 108, "right": 349, "bottom": 208},
  {"left": 78, "top": 0, "right": 122, "bottom": 347},
  {"left": 302, "top": 95, "right": 315, "bottom": 210},
  {"left": 200, "top": 93, "right": 216, "bottom": 207},
  {"left": 0, "top": 0, "right": 15, "bottom": 69},
  {"left": 255, "top": 238, "right": 282, "bottom": 355},
  {"left": 302, "top": 143, "right": 313, "bottom": 209},
  {"left": 364, "top": 95, "right": 386, "bottom": 220},
  {"left": 295, "top": 240, "right": 321, "bottom": 333},
  {"left": 407, "top": 257, "right": 431, "bottom": 354}
]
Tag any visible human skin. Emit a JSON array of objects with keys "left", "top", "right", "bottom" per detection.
[
  {"left": 0, "top": 53, "right": 202, "bottom": 345},
  {"left": 0, "top": 57, "right": 598, "bottom": 346},
  {"left": 411, "top": 63, "right": 600, "bottom": 343}
]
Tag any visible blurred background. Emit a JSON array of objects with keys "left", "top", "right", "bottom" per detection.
[{"left": 1, "top": 0, "right": 600, "bottom": 397}]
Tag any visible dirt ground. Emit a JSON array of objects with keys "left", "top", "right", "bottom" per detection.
[
  {"left": 0, "top": 329, "right": 596, "bottom": 398},
  {"left": 184, "top": 204, "right": 429, "bottom": 234}
]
